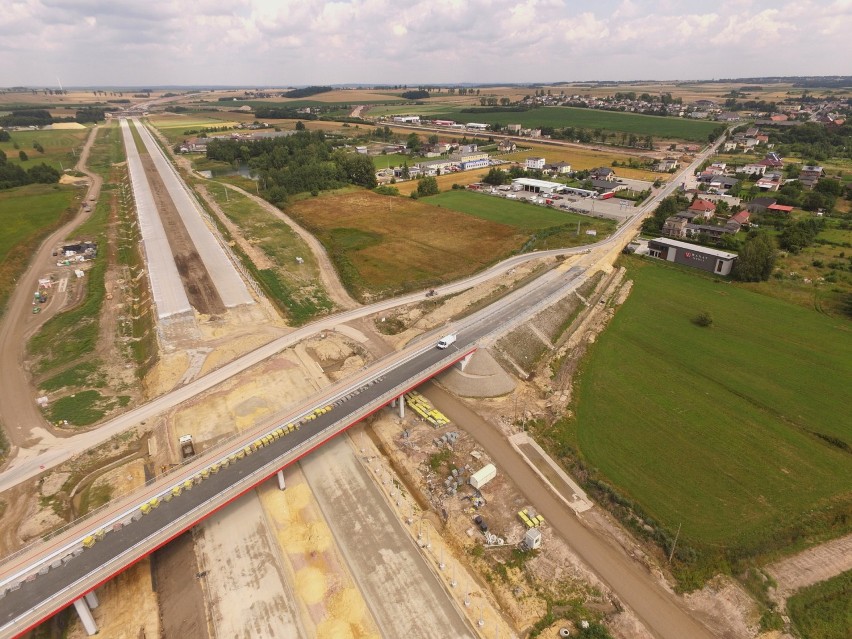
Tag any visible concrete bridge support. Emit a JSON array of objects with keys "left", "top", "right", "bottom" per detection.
[
  {"left": 457, "top": 351, "right": 474, "bottom": 371},
  {"left": 398, "top": 395, "right": 405, "bottom": 419},
  {"left": 276, "top": 469, "right": 286, "bottom": 490},
  {"left": 83, "top": 590, "right": 99, "bottom": 609},
  {"left": 73, "top": 597, "right": 98, "bottom": 636}
]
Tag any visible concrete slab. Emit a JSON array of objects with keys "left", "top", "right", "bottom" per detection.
[{"left": 301, "top": 437, "right": 476, "bottom": 639}]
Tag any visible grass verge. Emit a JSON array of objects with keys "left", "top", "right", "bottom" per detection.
[{"left": 787, "top": 570, "right": 852, "bottom": 639}]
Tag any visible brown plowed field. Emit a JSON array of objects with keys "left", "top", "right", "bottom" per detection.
[{"left": 138, "top": 153, "right": 225, "bottom": 315}]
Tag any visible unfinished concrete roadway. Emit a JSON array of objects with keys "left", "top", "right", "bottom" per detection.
[
  {"left": 303, "top": 436, "right": 476, "bottom": 639},
  {"left": 421, "top": 382, "right": 718, "bottom": 639},
  {"left": 132, "top": 119, "right": 254, "bottom": 308}
]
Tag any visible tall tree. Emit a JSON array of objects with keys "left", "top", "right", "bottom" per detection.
[{"left": 732, "top": 232, "right": 776, "bottom": 281}]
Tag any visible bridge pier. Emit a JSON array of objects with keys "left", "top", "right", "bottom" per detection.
[
  {"left": 84, "top": 590, "right": 99, "bottom": 609},
  {"left": 276, "top": 469, "right": 286, "bottom": 490},
  {"left": 73, "top": 597, "right": 98, "bottom": 636},
  {"left": 398, "top": 395, "right": 405, "bottom": 419}
]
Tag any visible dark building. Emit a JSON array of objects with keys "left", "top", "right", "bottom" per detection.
[{"left": 647, "top": 237, "right": 737, "bottom": 276}]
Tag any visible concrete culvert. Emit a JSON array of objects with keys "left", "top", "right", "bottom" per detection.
[{"left": 559, "top": 629, "right": 571, "bottom": 638}]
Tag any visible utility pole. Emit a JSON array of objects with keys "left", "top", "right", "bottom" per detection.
[{"left": 668, "top": 522, "right": 682, "bottom": 563}]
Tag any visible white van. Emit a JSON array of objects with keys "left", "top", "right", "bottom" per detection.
[{"left": 436, "top": 334, "right": 457, "bottom": 349}]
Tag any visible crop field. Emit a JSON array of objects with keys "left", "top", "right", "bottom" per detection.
[
  {"left": 0, "top": 184, "right": 78, "bottom": 312},
  {"left": 147, "top": 114, "right": 241, "bottom": 143},
  {"left": 0, "top": 128, "right": 90, "bottom": 171},
  {"left": 425, "top": 190, "right": 615, "bottom": 243},
  {"left": 393, "top": 168, "right": 493, "bottom": 195},
  {"left": 424, "top": 106, "right": 720, "bottom": 141},
  {"left": 563, "top": 257, "right": 852, "bottom": 566},
  {"left": 286, "top": 190, "right": 526, "bottom": 300},
  {"left": 787, "top": 570, "right": 852, "bottom": 639}
]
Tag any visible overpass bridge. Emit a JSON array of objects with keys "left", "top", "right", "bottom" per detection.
[{"left": 0, "top": 261, "right": 590, "bottom": 639}]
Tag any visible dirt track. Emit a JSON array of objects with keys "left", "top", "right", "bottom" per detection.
[
  {"left": 420, "top": 381, "right": 719, "bottom": 639},
  {"left": 0, "top": 126, "right": 102, "bottom": 451},
  {"left": 137, "top": 153, "right": 225, "bottom": 315}
]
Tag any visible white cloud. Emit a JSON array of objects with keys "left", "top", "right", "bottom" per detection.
[{"left": 0, "top": 0, "right": 849, "bottom": 86}]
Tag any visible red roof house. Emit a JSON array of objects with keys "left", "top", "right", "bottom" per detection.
[
  {"left": 688, "top": 199, "right": 716, "bottom": 217},
  {"left": 730, "top": 210, "right": 750, "bottom": 225},
  {"left": 767, "top": 204, "right": 794, "bottom": 213}
]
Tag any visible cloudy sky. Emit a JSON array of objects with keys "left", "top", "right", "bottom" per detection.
[{"left": 3, "top": 0, "right": 851, "bottom": 87}]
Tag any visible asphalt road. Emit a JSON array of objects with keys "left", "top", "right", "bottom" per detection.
[{"left": 0, "top": 257, "right": 583, "bottom": 636}]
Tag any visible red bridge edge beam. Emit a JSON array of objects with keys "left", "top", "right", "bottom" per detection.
[{"left": 10, "top": 347, "right": 476, "bottom": 639}]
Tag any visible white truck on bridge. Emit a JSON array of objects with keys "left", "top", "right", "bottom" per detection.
[{"left": 436, "top": 334, "right": 457, "bottom": 349}]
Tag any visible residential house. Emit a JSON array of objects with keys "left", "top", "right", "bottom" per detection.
[
  {"left": 755, "top": 176, "right": 781, "bottom": 191},
  {"left": 730, "top": 210, "right": 751, "bottom": 226},
  {"left": 741, "top": 164, "right": 767, "bottom": 176},
  {"left": 525, "top": 157, "right": 546, "bottom": 170},
  {"left": 655, "top": 157, "right": 679, "bottom": 171},
  {"left": 798, "top": 165, "right": 825, "bottom": 189},
  {"left": 758, "top": 152, "right": 783, "bottom": 168},
  {"left": 591, "top": 167, "right": 615, "bottom": 180},
  {"left": 688, "top": 199, "right": 716, "bottom": 219},
  {"left": 507, "top": 124, "right": 522, "bottom": 134},
  {"left": 544, "top": 161, "right": 572, "bottom": 175},
  {"left": 497, "top": 140, "right": 516, "bottom": 153},
  {"left": 662, "top": 216, "right": 688, "bottom": 238},
  {"left": 686, "top": 223, "right": 739, "bottom": 239}
]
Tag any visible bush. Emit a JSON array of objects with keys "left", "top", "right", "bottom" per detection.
[{"left": 693, "top": 311, "right": 713, "bottom": 327}]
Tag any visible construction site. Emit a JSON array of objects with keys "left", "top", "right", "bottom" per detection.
[{"left": 1, "top": 110, "right": 844, "bottom": 639}]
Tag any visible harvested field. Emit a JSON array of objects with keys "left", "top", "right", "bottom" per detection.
[
  {"left": 138, "top": 152, "right": 225, "bottom": 314},
  {"left": 286, "top": 190, "right": 524, "bottom": 300}
]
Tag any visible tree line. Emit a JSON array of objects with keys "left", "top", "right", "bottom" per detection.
[
  {"left": 0, "top": 149, "right": 61, "bottom": 190},
  {"left": 0, "top": 107, "right": 107, "bottom": 127},
  {"left": 205, "top": 131, "right": 376, "bottom": 204}
]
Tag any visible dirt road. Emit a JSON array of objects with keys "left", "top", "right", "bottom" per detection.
[
  {"left": 221, "top": 182, "right": 359, "bottom": 311},
  {"left": 0, "top": 126, "right": 102, "bottom": 452},
  {"left": 420, "top": 381, "right": 719, "bottom": 639},
  {"left": 766, "top": 533, "right": 852, "bottom": 609}
]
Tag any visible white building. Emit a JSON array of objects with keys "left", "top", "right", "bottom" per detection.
[
  {"left": 525, "top": 157, "right": 546, "bottom": 170},
  {"left": 511, "top": 177, "right": 564, "bottom": 194},
  {"left": 392, "top": 115, "right": 421, "bottom": 124},
  {"left": 741, "top": 164, "right": 767, "bottom": 176}
]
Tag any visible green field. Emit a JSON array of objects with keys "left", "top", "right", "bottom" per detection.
[
  {"left": 787, "top": 570, "right": 852, "bottom": 639},
  {"left": 553, "top": 256, "right": 852, "bottom": 582},
  {"left": 0, "top": 184, "right": 78, "bottom": 312},
  {"left": 426, "top": 190, "right": 615, "bottom": 239},
  {"left": 0, "top": 128, "right": 90, "bottom": 172},
  {"left": 419, "top": 106, "right": 721, "bottom": 141},
  {"left": 201, "top": 182, "right": 333, "bottom": 324}
]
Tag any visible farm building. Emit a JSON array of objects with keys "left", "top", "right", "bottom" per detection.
[
  {"left": 393, "top": 115, "right": 421, "bottom": 124},
  {"left": 511, "top": 178, "right": 563, "bottom": 195},
  {"left": 647, "top": 238, "right": 737, "bottom": 276}
]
